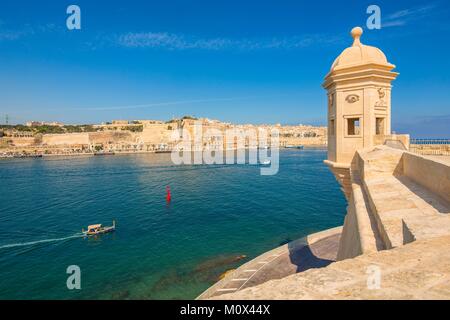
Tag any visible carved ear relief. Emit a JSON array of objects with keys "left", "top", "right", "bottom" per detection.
[
  {"left": 345, "top": 94, "right": 359, "bottom": 103},
  {"left": 375, "top": 88, "right": 387, "bottom": 107}
]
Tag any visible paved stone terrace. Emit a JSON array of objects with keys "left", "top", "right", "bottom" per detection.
[
  {"left": 198, "top": 227, "right": 342, "bottom": 299},
  {"left": 210, "top": 235, "right": 450, "bottom": 300}
]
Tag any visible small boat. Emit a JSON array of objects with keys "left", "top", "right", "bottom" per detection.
[
  {"left": 94, "top": 151, "right": 115, "bottom": 156},
  {"left": 285, "top": 145, "right": 304, "bottom": 150},
  {"left": 261, "top": 160, "right": 271, "bottom": 165},
  {"left": 155, "top": 150, "right": 172, "bottom": 154},
  {"left": 82, "top": 221, "right": 116, "bottom": 236}
]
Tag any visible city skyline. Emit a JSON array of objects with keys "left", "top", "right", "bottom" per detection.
[{"left": 1, "top": 0, "right": 449, "bottom": 137}]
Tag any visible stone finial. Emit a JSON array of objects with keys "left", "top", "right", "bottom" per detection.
[{"left": 351, "top": 27, "right": 363, "bottom": 47}]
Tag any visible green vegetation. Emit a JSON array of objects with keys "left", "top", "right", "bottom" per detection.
[
  {"left": 121, "top": 125, "right": 143, "bottom": 132},
  {"left": 0, "top": 125, "right": 33, "bottom": 131},
  {"left": 165, "top": 115, "right": 198, "bottom": 124},
  {"left": 0, "top": 124, "right": 101, "bottom": 135},
  {"left": 63, "top": 125, "right": 83, "bottom": 133},
  {"left": 35, "top": 125, "right": 65, "bottom": 134},
  {"left": 78, "top": 125, "right": 97, "bottom": 132},
  {"left": 182, "top": 115, "right": 198, "bottom": 120}
]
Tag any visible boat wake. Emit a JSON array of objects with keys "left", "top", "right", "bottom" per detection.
[{"left": 0, "top": 233, "right": 84, "bottom": 250}]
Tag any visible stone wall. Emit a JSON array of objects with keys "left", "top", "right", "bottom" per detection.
[
  {"left": 1, "top": 137, "right": 36, "bottom": 147},
  {"left": 88, "top": 131, "right": 136, "bottom": 145},
  {"left": 140, "top": 124, "right": 173, "bottom": 144},
  {"left": 373, "top": 134, "right": 410, "bottom": 150},
  {"left": 42, "top": 133, "right": 90, "bottom": 146},
  {"left": 337, "top": 146, "right": 450, "bottom": 260},
  {"left": 402, "top": 152, "right": 450, "bottom": 203}
]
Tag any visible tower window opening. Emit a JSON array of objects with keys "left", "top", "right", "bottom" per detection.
[
  {"left": 347, "top": 118, "right": 360, "bottom": 136},
  {"left": 376, "top": 117, "right": 385, "bottom": 135}
]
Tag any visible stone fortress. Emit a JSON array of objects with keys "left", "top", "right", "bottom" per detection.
[
  {"left": 199, "top": 27, "right": 450, "bottom": 300},
  {"left": 0, "top": 118, "right": 327, "bottom": 156}
]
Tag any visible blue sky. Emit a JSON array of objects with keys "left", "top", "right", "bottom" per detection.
[{"left": 0, "top": 0, "right": 449, "bottom": 137}]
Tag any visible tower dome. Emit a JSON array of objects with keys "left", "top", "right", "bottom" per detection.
[{"left": 330, "top": 27, "right": 392, "bottom": 72}]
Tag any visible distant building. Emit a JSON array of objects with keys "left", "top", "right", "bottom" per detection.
[
  {"left": 26, "top": 121, "right": 64, "bottom": 127},
  {"left": 4, "top": 129, "right": 34, "bottom": 137},
  {"left": 137, "top": 120, "right": 164, "bottom": 125},
  {"left": 111, "top": 120, "right": 129, "bottom": 125}
]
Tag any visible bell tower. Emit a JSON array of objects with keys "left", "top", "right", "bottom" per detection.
[{"left": 323, "top": 27, "right": 399, "bottom": 166}]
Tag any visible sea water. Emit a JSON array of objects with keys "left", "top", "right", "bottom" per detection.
[{"left": 0, "top": 148, "right": 346, "bottom": 299}]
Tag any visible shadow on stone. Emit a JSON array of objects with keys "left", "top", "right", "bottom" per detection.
[{"left": 287, "top": 234, "right": 340, "bottom": 273}]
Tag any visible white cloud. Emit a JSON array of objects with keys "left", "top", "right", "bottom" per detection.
[
  {"left": 0, "top": 30, "right": 25, "bottom": 41},
  {"left": 115, "top": 32, "right": 342, "bottom": 51},
  {"left": 383, "top": 4, "right": 437, "bottom": 28},
  {"left": 0, "top": 20, "right": 64, "bottom": 42}
]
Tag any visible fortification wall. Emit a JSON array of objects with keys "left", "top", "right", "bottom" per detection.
[
  {"left": 336, "top": 197, "right": 362, "bottom": 260},
  {"left": 403, "top": 152, "right": 450, "bottom": 203},
  {"left": 88, "top": 131, "right": 136, "bottom": 144},
  {"left": 139, "top": 124, "right": 171, "bottom": 144},
  {"left": 42, "top": 133, "right": 89, "bottom": 146},
  {"left": 337, "top": 146, "right": 450, "bottom": 260},
  {"left": 1, "top": 137, "right": 36, "bottom": 147}
]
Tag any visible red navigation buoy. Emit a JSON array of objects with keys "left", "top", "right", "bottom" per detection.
[{"left": 166, "top": 186, "right": 171, "bottom": 203}]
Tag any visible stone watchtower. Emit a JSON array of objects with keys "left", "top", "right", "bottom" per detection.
[{"left": 323, "top": 27, "right": 399, "bottom": 198}]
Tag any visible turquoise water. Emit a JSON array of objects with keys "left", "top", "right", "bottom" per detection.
[{"left": 0, "top": 149, "right": 346, "bottom": 299}]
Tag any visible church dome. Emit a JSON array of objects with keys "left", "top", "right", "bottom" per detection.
[{"left": 330, "top": 27, "right": 390, "bottom": 72}]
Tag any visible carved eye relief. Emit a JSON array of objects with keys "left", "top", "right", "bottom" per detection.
[{"left": 346, "top": 94, "right": 359, "bottom": 103}]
